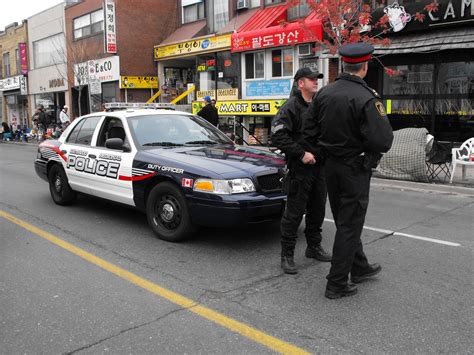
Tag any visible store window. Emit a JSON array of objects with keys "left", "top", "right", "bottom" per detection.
[
  {"left": 33, "top": 33, "right": 65, "bottom": 69},
  {"left": 245, "top": 52, "right": 264, "bottom": 79},
  {"left": 73, "top": 9, "right": 104, "bottom": 40},
  {"left": 271, "top": 49, "right": 293, "bottom": 78},
  {"left": 288, "top": 0, "right": 310, "bottom": 20},
  {"left": 3, "top": 52, "right": 10, "bottom": 77},
  {"left": 183, "top": 0, "right": 205, "bottom": 24},
  {"left": 213, "top": 0, "right": 229, "bottom": 32},
  {"left": 265, "top": 0, "right": 284, "bottom": 5},
  {"left": 250, "top": 0, "right": 261, "bottom": 7},
  {"left": 217, "top": 52, "right": 241, "bottom": 90}
]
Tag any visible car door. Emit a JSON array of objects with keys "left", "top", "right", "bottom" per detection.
[
  {"left": 85, "top": 115, "right": 137, "bottom": 206},
  {"left": 60, "top": 115, "right": 103, "bottom": 193}
]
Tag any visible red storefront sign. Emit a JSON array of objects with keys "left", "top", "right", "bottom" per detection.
[
  {"left": 231, "top": 20, "right": 322, "bottom": 53},
  {"left": 19, "top": 43, "right": 28, "bottom": 75}
]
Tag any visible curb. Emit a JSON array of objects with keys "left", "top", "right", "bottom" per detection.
[{"left": 372, "top": 177, "right": 474, "bottom": 196}]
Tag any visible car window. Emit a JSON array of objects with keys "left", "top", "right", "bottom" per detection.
[
  {"left": 66, "top": 116, "right": 101, "bottom": 146},
  {"left": 128, "top": 114, "right": 232, "bottom": 147},
  {"left": 97, "top": 117, "right": 127, "bottom": 147},
  {"left": 66, "top": 118, "right": 85, "bottom": 143}
]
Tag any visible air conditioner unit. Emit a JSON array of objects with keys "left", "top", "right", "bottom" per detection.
[
  {"left": 237, "top": 0, "right": 249, "bottom": 10},
  {"left": 298, "top": 44, "right": 315, "bottom": 57}
]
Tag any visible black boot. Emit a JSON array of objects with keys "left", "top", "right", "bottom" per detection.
[
  {"left": 281, "top": 249, "right": 298, "bottom": 274},
  {"left": 305, "top": 243, "right": 332, "bottom": 262},
  {"left": 325, "top": 283, "right": 358, "bottom": 299},
  {"left": 351, "top": 263, "right": 382, "bottom": 283}
]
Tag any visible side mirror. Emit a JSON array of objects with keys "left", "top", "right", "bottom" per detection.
[{"left": 105, "top": 137, "right": 125, "bottom": 150}]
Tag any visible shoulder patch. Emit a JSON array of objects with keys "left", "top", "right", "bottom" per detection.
[{"left": 375, "top": 101, "right": 387, "bottom": 117}]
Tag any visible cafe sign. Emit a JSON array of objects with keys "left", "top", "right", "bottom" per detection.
[
  {"left": 192, "top": 99, "right": 286, "bottom": 116},
  {"left": 196, "top": 88, "right": 239, "bottom": 101},
  {"left": 120, "top": 76, "right": 158, "bottom": 89},
  {"left": 154, "top": 34, "right": 231, "bottom": 60}
]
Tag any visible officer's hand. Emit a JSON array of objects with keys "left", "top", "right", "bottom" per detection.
[{"left": 301, "top": 152, "right": 316, "bottom": 165}]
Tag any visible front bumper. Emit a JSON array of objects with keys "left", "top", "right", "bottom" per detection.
[
  {"left": 187, "top": 192, "right": 286, "bottom": 227},
  {"left": 34, "top": 159, "right": 49, "bottom": 182}
]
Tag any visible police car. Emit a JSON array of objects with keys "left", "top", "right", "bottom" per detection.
[{"left": 35, "top": 103, "right": 286, "bottom": 242}]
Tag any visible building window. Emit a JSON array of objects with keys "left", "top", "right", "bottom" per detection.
[
  {"left": 16, "top": 49, "right": 21, "bottom": 74},
  {"left": 271, "top": 49, "right": 293, "bottom": 78},
  {"left": 265, "top": 0, "right": 284, "bottom": 5},
  {"left": 3, "top": 52, "right": 10, "bottom": 77},
  {"left": 245, "top": 52, "right": 264, "bottom": 79},
  {"left": 213, "top": 0, "right": 229, "bottom": 32},
  {"left": 73, "top": 9, "right": 104, "bottom": 40},
  {"left": 250, "top": 0, "right": 261, "bottom": 8},
  {"left": 288, "top": 0, "right": 310, "bottom": 20},
  {"left": 33, "top": 33, "right": 65, "bottom": 69},
  {"left": 183, "top": 1, "right": 205, "bottom": 24}
]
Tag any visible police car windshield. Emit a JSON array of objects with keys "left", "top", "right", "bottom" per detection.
[{"left": 128, "top": 114, "right": 232, "bottom": 147}]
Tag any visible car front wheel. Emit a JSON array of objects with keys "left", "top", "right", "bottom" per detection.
[
  {"left": 146, "top": 182, "right": 195, "bottom": 242},
  {"left": 48, "top": 164, "right": 76, "bottom": 205}
]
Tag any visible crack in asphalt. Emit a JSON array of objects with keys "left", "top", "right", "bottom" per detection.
[
  {"left": 365, "top": 232, "right": 395, "bottom": 245},
  {"left": 65, "top": 306, "right": 188, "bottom": 354}
]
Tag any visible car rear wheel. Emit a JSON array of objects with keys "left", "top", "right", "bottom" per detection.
[
  {"left": 48, "top": 164, "right": 76, "bottom": 205},
  {"left": 146, "top": 182, "right": 195, "bottom": 242}
]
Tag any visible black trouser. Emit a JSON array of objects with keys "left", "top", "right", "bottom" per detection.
[
  {"left": 325, "top": 157, "right": 371, "bottom": 288},
  {"left": 280, "top": 166, "right": 327, "bottom": 255}
]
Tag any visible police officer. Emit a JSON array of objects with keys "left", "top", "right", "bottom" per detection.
[
  {"left": 303, "top": 43, "right": 394, "bottom": 298},
  {"left": 271, "top": 68, "right": 332, "bottom": 275}
]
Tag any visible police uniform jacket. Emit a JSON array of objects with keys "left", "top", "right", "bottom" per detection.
[
  {"left": 304, "top": 73, "right": 393, "bottom": 161},
  {"left": 271, "top": 89, "right": 321, "bottom": 170}
]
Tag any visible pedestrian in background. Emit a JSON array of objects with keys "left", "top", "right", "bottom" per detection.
[
  {"left": 304, "top": 43, "right": 394, "bottom": 299},
  {"left": 59, "top": 105, "right": 70, "bottom": 129},
  {"left": 271, "top": 68, "right": 331, "bottom": 275},
  {"left": 197, "top": 96, "right": 219, "bottom": 127}
]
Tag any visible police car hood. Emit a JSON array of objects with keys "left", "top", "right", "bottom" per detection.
[{"left": 143, "top": 144, "right": 285, "bottom": 178}]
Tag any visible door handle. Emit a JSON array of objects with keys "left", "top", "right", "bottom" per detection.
[{"left": 88, "top": 154, "right": 97, "bottom": 159}]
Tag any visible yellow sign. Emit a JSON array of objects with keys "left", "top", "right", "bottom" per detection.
[
  {"left": 192, "top": 99, "right": 287, "bottom": 116},
  {"left": 196, "top": 89, "right": 239, "bottom": 101},
  {"left": 154, "top": 34, "right": 231, "bottom": 60},
  {"left": 120, "top": 76, "right": 158, "bottom": 89}
]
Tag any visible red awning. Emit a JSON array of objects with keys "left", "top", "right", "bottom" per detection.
[{"left": 231, "top": 7, "right": 322, "bottom": 53}]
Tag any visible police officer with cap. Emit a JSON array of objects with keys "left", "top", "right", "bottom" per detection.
[
  {"left": 271, "top": 67, "right": 332, "bottom": 275},
  {"left": 303, "top": 43, "right": 393, "bottom": 298}
]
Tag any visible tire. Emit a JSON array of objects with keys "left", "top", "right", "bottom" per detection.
[
  {"left": 146, "top": 182, "right": 195, "bottom": 242},
  {"left": 48, "top": 164, "right": 76, "bottom": 205}
]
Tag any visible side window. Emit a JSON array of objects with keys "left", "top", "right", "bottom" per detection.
[
  {"left": 66, "top": 116, "right": 101, "bottom": 145},
  {"left": 97, "top": 117, "right": 127, "bottom": 147}
]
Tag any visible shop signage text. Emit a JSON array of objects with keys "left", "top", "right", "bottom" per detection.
[
  {"left": 0, "top": 75, "right": 25, "bottom": 91},
  {"left": 231, "top": 21, "right": 322, "bottom": 52},
  {"left": 74, "top": 56, "right": 120, "bottom": 86},
  {"left": 104, "top": 0, "right": 117, "bottom": 53},
  {"left": 49, "top": 78, "right": 65, "bottom": 89},
  {"left": 154, "top": 34, "right": 231, "bottom": 60},
  {"left": 246, "top": 79, "right": 292, "bottom": 97},
  {"left": 19, "top": 43, "right": 28, "bottom": 75},
  {"left": 192, "top": 99, "right": 286, "bottom": 116},
  {"left": 196, "top": 88, "right": 239, "bottom": 101},
  {"left": 120, "top": 76, "right": 158, "bottom": 89}
]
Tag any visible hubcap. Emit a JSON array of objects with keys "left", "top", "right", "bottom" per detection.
[
  {"left": 154, "top": 194, "right": 182, "bottom": 230},
  {"left": 55, "top": 175, "right": 62, "bottom": 192},
  {"left": 161, "top": 203, "right": 174, "bottom": 222}
]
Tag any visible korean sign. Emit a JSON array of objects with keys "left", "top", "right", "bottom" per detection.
[
  {"left": 192, "top": 99, "right": 286, "bottom": 116},
  {"left": 246, "top": 79, "right": 292, "bottom": 97},
  {"left": 154, "top": 34, "right": 231, "bottom": 60},
  {"left": 120, "top": 76, "right": 158, "bottom": 89},
  {"left": 104, "top": 0, "right": 117, "bottom": 53},
  {"left": 19, "top": 43, "right": 28, "bottom": 75},
  {"left": 0, "top": 75, "right": 24, "bottom": 91},
  {"left": 231, "top": 21, "right": 322, "bottom": 52}
]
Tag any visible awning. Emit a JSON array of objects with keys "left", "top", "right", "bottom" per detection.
[
  {"left": 231, "top": 6, "right": 322, "bottom": 52},
  {"left": 374, "top": 27, "right": 474, "bottom": 55},
  {"left": 160, "top": 20, "right": 207, "bottom": 46}
]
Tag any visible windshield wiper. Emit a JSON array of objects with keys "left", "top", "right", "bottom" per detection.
[
  {"left": 185, "top": 140, "right": 218, "bottom": 145},
  {"left": 143, "top": 142, "right": 184, "bottom": 147}
]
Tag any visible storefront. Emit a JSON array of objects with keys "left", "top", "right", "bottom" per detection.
[
  {"left": 370, "top": 0, "right": 474, "bottom": 143},
  {"left": 0, "top": 75, "right": 29, "bottom": 129},
  {"left": 73, "top": 56, "right": 121, "bottom": 115},
  {"left": 154, "top": 34, "right": 237, "bottom": 104}
]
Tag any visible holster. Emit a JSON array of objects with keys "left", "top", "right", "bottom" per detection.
[{"left": 362, "top": 152, "right": 382, "bottom": 171}]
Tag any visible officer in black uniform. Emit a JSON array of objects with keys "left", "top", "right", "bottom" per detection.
[
  {"left": 271, "top": 68, "right": 332, "bottom": 275},
  {"left": 303, "top": 43, "right": 394, "bottom": 298}
]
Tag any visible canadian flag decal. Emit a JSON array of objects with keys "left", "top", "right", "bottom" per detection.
[{"left": 182, "top": 178, "right": 194, "bottom": 188}]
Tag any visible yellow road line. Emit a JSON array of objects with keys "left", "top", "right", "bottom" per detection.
[{"left": 0, "top": 210, "right": 310, "bottom": 355}]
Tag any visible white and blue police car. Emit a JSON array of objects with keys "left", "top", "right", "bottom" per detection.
[{"left": 35, "top": 103, "right": 286, "bottom": 242}]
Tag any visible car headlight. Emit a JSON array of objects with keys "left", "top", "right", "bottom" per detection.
[{"left": 193, "top": 178, "right": 255, "bottom": 194}]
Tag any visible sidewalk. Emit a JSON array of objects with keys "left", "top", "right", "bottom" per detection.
[{"left": 2, "top": 139, "right": 473, "bottom": 188}]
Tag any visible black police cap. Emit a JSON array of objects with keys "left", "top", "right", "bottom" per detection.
[
  {"left": 294, "top": 67, "right": 324, "bottom": 81},
  {"left": 339, "top": 42, "right": 374, "bottom": 63}
]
